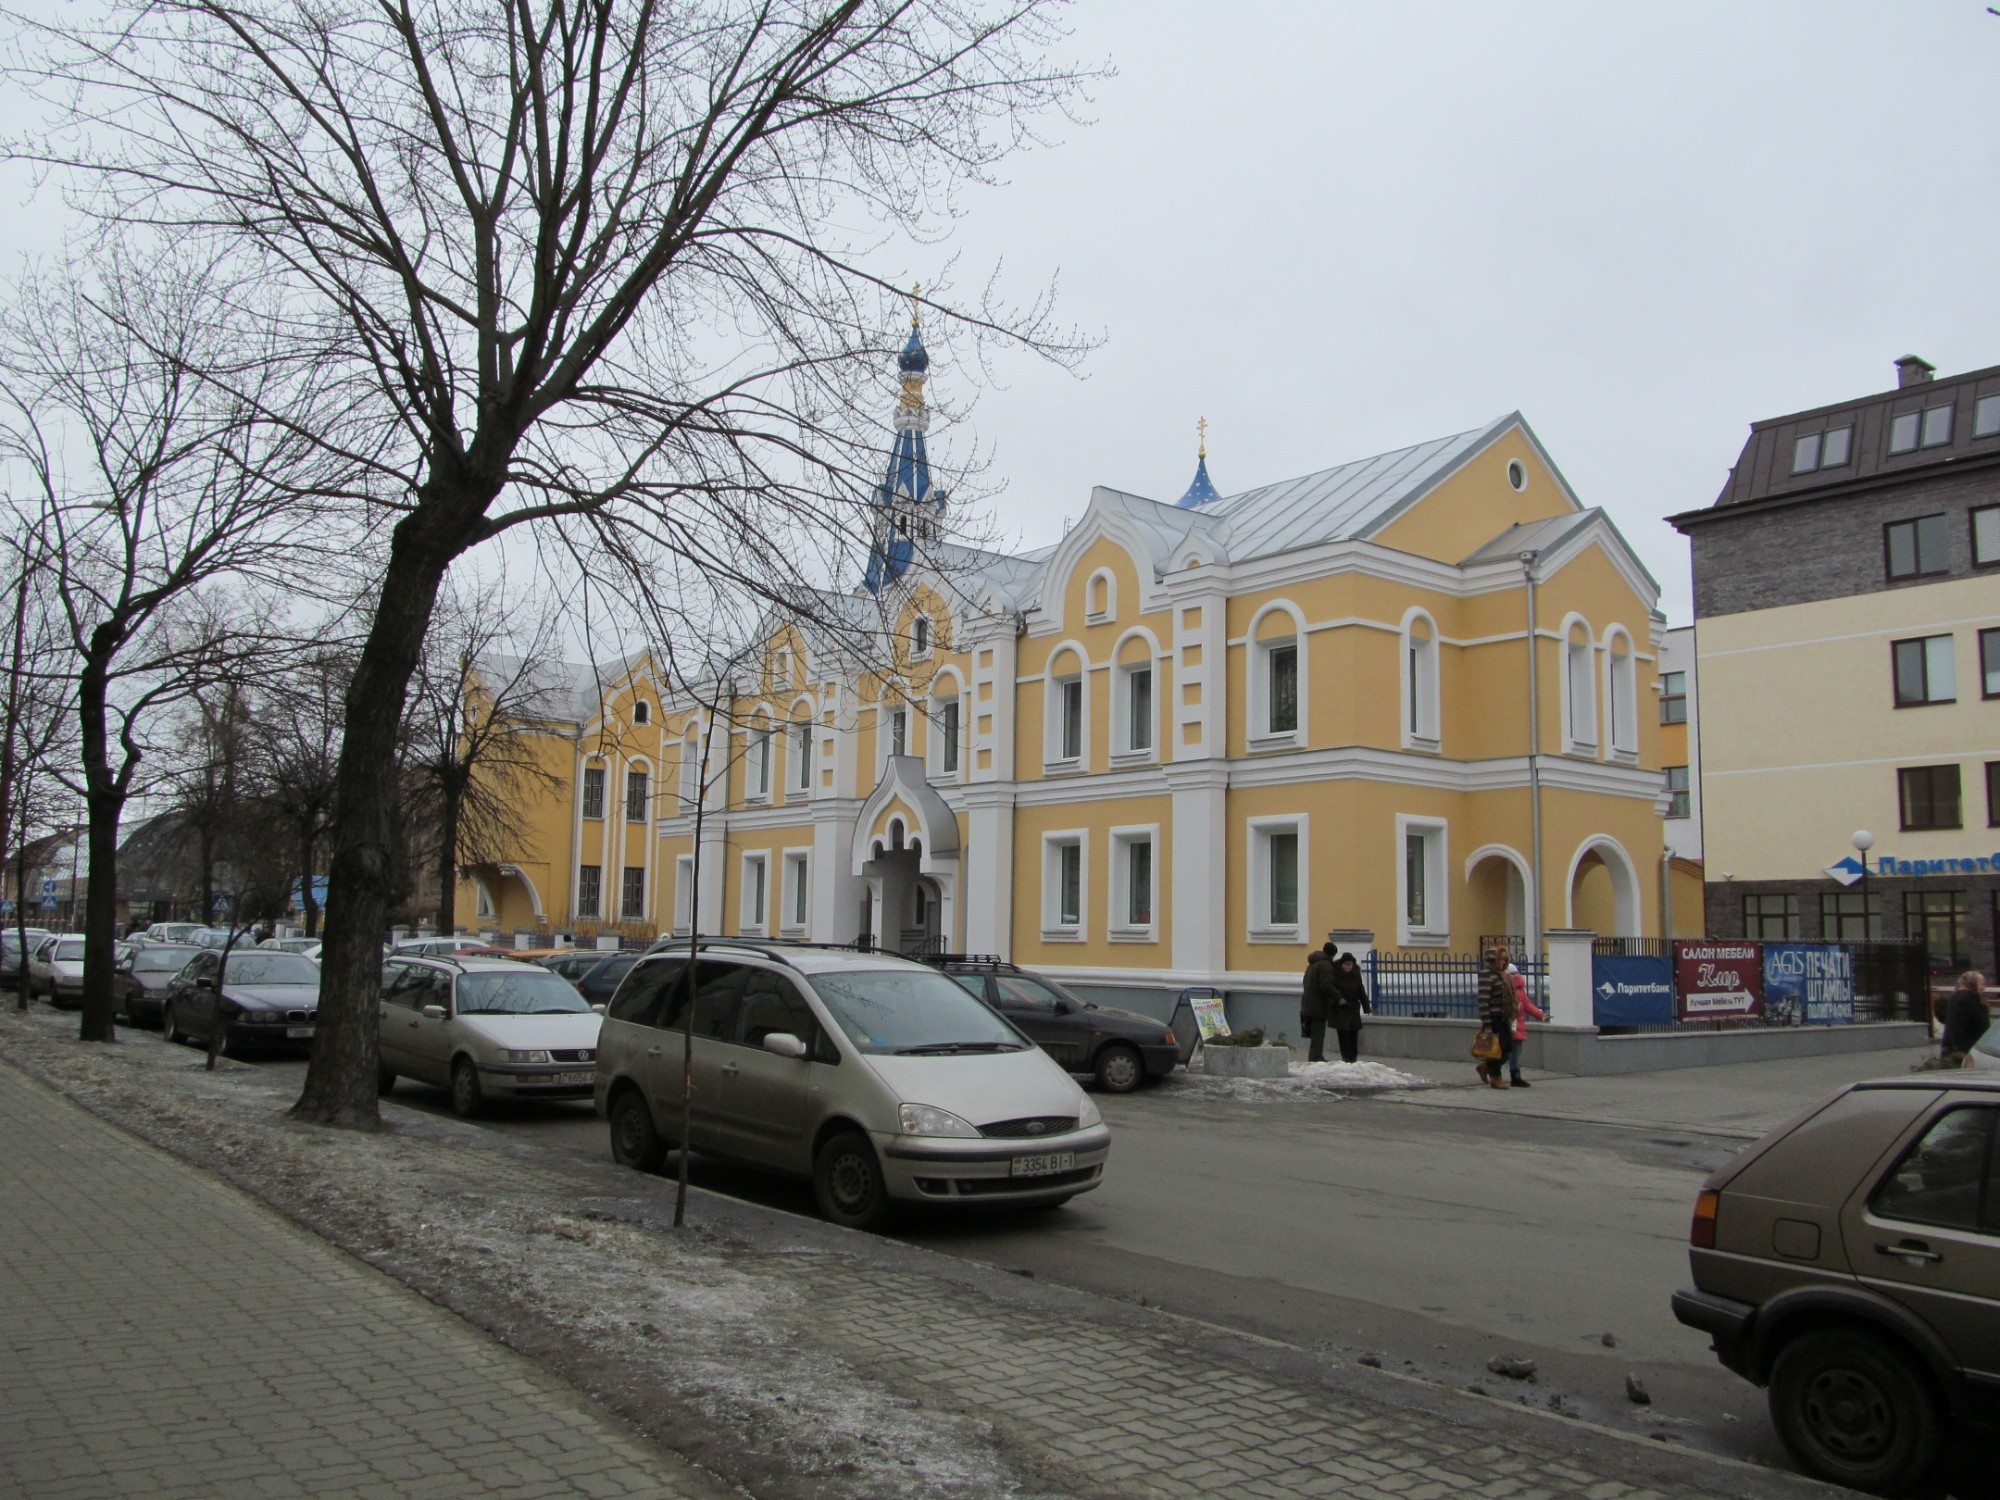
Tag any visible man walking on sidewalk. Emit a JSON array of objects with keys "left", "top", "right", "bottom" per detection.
[{"left": 1301, "top": 941, "right": 1336, "bottom": 1063}]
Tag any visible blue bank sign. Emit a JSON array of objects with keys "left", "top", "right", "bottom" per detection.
[
  {"left": 1592, "top": 954, "right": 1674, "bottom": 1027},
  {"left": 1827, "top": 852, "right": 2000, "bottom": 883}
]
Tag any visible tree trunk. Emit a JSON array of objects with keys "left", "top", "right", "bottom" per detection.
[
  {"left": 434, "top": 780, "right": 461, "bottom": 936},
  {"left": 197, "top": 823, "right": 216, "bottom": 926},
  {"left": 292, "top": 509, "right": 473, "bottom": 1128},
  {"left": 299, "top": 822, "right": 318, "bottom": 937},
  {"left": 76, "top": 650, "right": 123, "bottom": 1043}
]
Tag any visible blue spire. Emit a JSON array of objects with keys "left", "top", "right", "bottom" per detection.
[
  {"left": 864, "top": 297, "right": 944, "bottom": 594},
  {"left": 1177, "top": 418, "right": 1221, "bottom": 508}
]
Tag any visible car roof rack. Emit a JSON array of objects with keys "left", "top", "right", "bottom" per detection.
[
  {"left": 639, "top": 934, "right": 899, "bottom": 971},
  {"left": 920, "top": 952, "right": 1017, "bottom": 970}
]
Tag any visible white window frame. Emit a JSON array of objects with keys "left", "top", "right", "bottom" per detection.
[
  {"left": 1603, "top": 628, "right": 1638, "bottom": 760},
  {"left": 1110, "top": 635, "right": 1159, "bottom": 764},
  {"left": 1108, "top": 824, "right": 1160, "bottom": 942},
  {"left": 1396, "top": 814, "right": 1450, "bottom": 948},
  {"left": 787, "top": 717, "right": 813, "bottom": 795},
  {"left": 1400, "top": 608, "right": 1441, "bottom": 753},
  {"left": 773, "top": 646, "right": 793, "bottom": 686},
  {"left": 1044, "top": 649, "right": 1088, "bottom": 771},
  {"left": 581, "top": 761, "right": 607, "bottom": 821},
  {"left": 678, "top": 735, "right": 701, "bottom": 810},
  {"left": 909, "top": 613, "right": 932, "bottom": 660},
  {"left": 928, "top": 676, "right": 963, "bottom": 781},
  {"left": 1247, "top": 603, "right": 1306, "bottom": 749},
  {"left": 740, "top": 851, "right": 770, "bottom": 936},
  {"left": 619, "top": 864, "right": 647, "bottom": 922},
  {"left": 1560, "top": 616, "right": 1598, "bottom": 755},
  {"left": 624, "top": 762, "right": 652, "bottom": 824},
  {"left": 1040, "top": 829, "right": 1088, "bottom": 941},
  {"left": 888, "top": 705, "right": 908, "bottom": 760},
  {"left": 1084, "top": 568, "right": 1116, "bottom": 625},
  {"left": 746, "top": 725, "right": 774, "bottom": 802},
  {"left": 781, "top": 848, "right": 811, "bottom": 936},
  {"left": 673, "top": 855, "right": 695, "bottom": 935},
  {"left": 1246, "top": 815, "right": 1307, "bottom": 943}
]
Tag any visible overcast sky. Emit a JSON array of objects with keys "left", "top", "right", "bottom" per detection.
[{"left": 910, "top": 0, "right": 2000, "bottom": 624}]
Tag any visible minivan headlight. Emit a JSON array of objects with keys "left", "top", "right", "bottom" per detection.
[
  {"left": 899, "top": 1103, "right": 980, "bottom": 1138},
  {"left": 1076, "top": 1093, "right": 1102, "bottom": 1129}
]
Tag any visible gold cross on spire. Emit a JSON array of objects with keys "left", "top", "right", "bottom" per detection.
[
  {"left": 1197, "top": 415, "right": 1208, "bottom": 458},
  {"left": 910, "top": 281, "right": 921, "bottom": 329}
]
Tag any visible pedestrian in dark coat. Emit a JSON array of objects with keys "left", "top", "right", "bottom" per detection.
[
  {"left": 1328, "top": 952, "right": 1370, "bottom": 1065},
  {"left": 1942, "top": 971, "right": 1991, "bottom": 1065},
  {"left": 1300, "top": 942, "right": 1336, "bottom": 1063},
  {"left": 1478, "top": 947, "right": 1518, "bottom": 1089}
]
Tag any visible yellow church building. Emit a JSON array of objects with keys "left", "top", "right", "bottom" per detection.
[{"left": 459, "top": 322, "right": 1673, "bottom": 1013}]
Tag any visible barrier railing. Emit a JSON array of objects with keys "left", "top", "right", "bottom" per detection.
[{"left": 1366, "top": 949, "right": 1545, "bottom": 1020}]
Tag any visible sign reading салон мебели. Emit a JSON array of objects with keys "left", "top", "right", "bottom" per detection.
[
  {"left": 1674, "top": 941, "right": 1763, "bottom": 1019},
  {"left": 1762, "top": 943, "right": 1854, "bottom": 1026}
]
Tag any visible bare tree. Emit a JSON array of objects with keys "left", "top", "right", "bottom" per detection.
[
  {"left": 0, "top": 246, "right": 359, "bottom": 1041},
  {"left": 403, "top": 581, "right": 565, "bottom": 936},
  {"left": 159, "top": 678, "right": 255, "bottom": 925},
  {"left": 13, "top": 0, "right": 1091, "bottom": 1122},
  {"left": 247, "top": 646, "right": 352, "bottom": 937},
  {"left": 0, "top": 534, "right": 77, "bottom": 1005}
]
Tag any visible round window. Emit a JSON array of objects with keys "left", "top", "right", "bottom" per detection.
[{"left": 1506, "top": 460, "right": 1528, "bottom": 492}]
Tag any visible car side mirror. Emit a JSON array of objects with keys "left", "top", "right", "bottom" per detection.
[
  {"left": 421, "top": 1004, "right": 446, "bottom": 1020},
  {"left": 1056, "top": 996, "right": 1079, "bottom": 1014},
  {"left": 761, "top": 1031, "right": 808, "bottom": 1059},
  {"left": 591, "top": 1003, "right": 607, "bottom": 1015},
  {"left": 195, "top": 977, "right": 215, "bottom": 991}
]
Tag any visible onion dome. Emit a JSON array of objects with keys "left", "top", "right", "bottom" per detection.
[{"left": 1177, "top": 417, "right": 1221, "bottom": 508}]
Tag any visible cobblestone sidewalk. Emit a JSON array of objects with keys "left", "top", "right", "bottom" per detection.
[{"left": 0, "top": 1064, "right": 726, "bottom": 1500}]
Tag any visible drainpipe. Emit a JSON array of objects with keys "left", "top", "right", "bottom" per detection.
[{"left": 1521, "top": 551, "right": 1544, "bottom": 971}]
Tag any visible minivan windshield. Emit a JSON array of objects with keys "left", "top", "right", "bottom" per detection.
[
  {"left": 456, "top": 968, "right": 594, "bottom": 1016},
  {"left": 53, "top": 939, "right": 86, "bottom": 961},
  {"left": 808, "top": 968, "right": 1028, "bottom": 1055},
  {"left": 133, "top": 947, "right": 197, "bottom": 973}
]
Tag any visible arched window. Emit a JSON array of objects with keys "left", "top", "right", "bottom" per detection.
[
  {"left": 928, "top": 672, "right": 963, "bottom": 780},
  {"left": 1085, "top": 569, "right": 1116, "bottom": 624},
  {"left": 786, "top": 699, "right": 815, "bottom": 795},
  {"left": 678, "top": 731, "right": 701, "bottom": 809},
  {"left": 633, "top": 700, "right": 650, "bottom": 726},
  {"left": 1045, "top": 645, "right": 1088, "bottom": 769},
  {"left": 1604, "top": 630, "right": 1637, "bottom": 757},
  {"left": 1110, "top": 631, "right": 1158, "bottom": 759},
  {"left": 911, "top": 615, "right": 930, "bottom": 656},
  {"left": 1563, "top": 619, "right": 1597, "bottom": 753},
  {"left": 1248, "top": 603, "right": 1305, "bottom": 745},
  {"left": 1402, "top": 610, "right": 1440, "bottom": 749}
]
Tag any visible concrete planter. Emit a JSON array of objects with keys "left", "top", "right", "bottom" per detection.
[{"left": 1201, "top": 1045, "right": 1290, "bottom": 1079}]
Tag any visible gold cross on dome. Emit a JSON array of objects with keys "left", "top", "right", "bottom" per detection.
[{"left": 1197, "top": 415, "right": 1208, "bottom": 457}]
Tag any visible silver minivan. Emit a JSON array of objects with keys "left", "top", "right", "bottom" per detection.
[{"left": 594, "top": 941, "right": 1111, "bottom": 1229}]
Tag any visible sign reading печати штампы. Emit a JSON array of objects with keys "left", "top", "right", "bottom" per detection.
[{"left": 1674, "top": 941, "right": 1764, "bottom": 1020}]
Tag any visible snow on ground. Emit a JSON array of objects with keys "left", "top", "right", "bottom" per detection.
[{"left": 1164, "top": 1056, "right": 1437, "bottom": 1101}]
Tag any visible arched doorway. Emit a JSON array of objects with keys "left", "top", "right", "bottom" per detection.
[
  {"left": 1464, "top": 845, "right": 1530, "bottom": 944},
  {"left": 1565, "top": 837, "right": 1641, "bottom": 937}
]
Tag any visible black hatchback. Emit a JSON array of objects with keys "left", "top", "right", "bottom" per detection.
[{"left": 928, "top": 957, "right": 1179, "bottom": 1093}]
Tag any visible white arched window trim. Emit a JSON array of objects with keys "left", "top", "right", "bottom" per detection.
[
  {"left": 1558, "top": 613, "right": 1598, "bottom": 756},
  {"left": 743, "top": 703, "right": 775, "bottom": 803},
  {"left": 926, "top": 667, "right": 966, "bottom": 782},
  {"left": 1084, "top": 568, "right": 1117, "bottom": 625},
  {"left": 1246, "top": 601, "right": 1307, "bottom": 748},
  {"left": 1109, "top": 627, "right": 1162, "bottom": 764},
  {"left": 677, "top": 729, "right": 702, "bottom": 810},
  {"left": 1400, "top": 607, "right": 1441, "bottom": 753},
  {"left": 1601, "top": 626, "right": 1639, "bottom": 761},
  {"left": 784, "top": 694, "right": 817, "bottom": 796},
  {"left": 1043, "top": 642, "right": 1090, "bottom": 772}
]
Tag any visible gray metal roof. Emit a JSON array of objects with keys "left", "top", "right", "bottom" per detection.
[{"left": 1459, "top": 512, "right": 1597, "bottom": 567}]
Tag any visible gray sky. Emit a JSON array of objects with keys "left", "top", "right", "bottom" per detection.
[{"left": 918, "top": 0, "right": 2000, "bottom": 623}]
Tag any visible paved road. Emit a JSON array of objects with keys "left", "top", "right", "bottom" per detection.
[
  {"left": 258, "top": 1044, "right": 1945, "bottom": 1475},
  {"left": 0, "top": 1062, "right": 728, "bottom": 1500}
]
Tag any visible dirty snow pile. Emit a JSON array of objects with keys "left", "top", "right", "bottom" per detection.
[{"left": 1173, "top": 1057, "right": 1433, "bottom": 1101}]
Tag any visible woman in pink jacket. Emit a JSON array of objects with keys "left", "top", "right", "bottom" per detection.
[{"left": 1503, "top": 956, "right": 1545, "bottom": 1088}]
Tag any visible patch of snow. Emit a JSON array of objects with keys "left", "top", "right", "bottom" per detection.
[{"left": 1167, "top": 1057, "right": 1436, "bottom": 1101}]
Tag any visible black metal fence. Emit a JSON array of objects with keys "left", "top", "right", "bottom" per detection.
[{"left": 1367, "top": 949, "right": 1544, "bottom": 1020}]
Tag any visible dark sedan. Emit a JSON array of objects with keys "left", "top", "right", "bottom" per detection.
[
  {"left": 161, "top": 948, "right": 321, "bottom": 1055},
  {"left": 112, "top": 943, "right": 200, "bottom": 1025},
  {"left": 931, "top": 957, "right": 1181, "bottom": 1092},
  {"left": 540, "top": 949, "right": 640, "bottom": 1007}
]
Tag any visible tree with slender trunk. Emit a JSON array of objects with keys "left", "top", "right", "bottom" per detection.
[
  {"left": 249, "top": 647, "right": 354, "bottom": 938},
  {"left": 404, "top": 581, "right": 565, "bottom": 937},
  {"left": 0, "top": 534, "right": 76, "bottom": 1005},
  {"left": 0, "top": 246, "right": 360, "bottom": 1041},
  {"left": 13, "top": 0, "right": 1092, "bottom": 1120}
]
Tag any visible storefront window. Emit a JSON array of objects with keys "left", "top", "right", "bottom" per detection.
[
  {"left": 1904, "top": 889, "right": 1971, "bottom": 974},
  {"left": 1820, "top": 890, "right": 1882, "bottom": 943},
  {"left": 1742, "top": 892, "right": 1800, "bottom": 940}
]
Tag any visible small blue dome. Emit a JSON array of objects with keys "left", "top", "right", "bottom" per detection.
[
  {"left": 898, "top": 325, "right": 929, "bottom": 375},
  {"left": 1177, "top": 453, "right": 1221, "bottom": 508}
]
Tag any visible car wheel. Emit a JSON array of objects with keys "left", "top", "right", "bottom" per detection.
[
  {"left": 608, "top": 1089, "right": 667, "bottom": 1173},
  {"left": 813, "top": 1130, "right": 889, "bottom": 1231},
  {"left": 161, "top": 1003, "right": 183, "bottom": 1045},
  {"left": 449, "top": 1058, "right": 485, "bottom": 1119},
  {"left": 377, "top": 1065, "right": 396, "bottom": 1096},
  {"left": 1769, "top": 1327, "right": 1944, "bottom": 1496},
  {"left": 1093, "top": 1042, "right": 1144, "bottom": 1094}
]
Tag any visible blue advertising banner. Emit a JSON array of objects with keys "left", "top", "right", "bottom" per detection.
[
  {"left": 1592, "top": 954, "right": 1675, "bottom": 1026},
  {"left": 1763, "top": 943, "right": 1854, "bottom": 1026}
]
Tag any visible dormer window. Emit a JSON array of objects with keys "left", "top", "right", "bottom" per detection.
[
  {"left": 911, "top": 616, "right": 930, "bottom": 656},
  {"left": 1976, "top": 395, "right": 2000, "bottom": 439},
  {"left": 1890, "top": 403, "right": 1954, "bottom": 455},
  {"left": 632, "top": 700, "right": 650, "bottom": 725},
  {"left": 1791, "top": 426, "right": 1851, "bottom": 474}
]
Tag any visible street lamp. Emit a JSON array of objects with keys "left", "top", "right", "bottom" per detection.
[{"left": 1851, "top": 830, "right": 1875, "bottom": 943}]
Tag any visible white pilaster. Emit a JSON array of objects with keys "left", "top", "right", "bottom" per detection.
[
  {"left": 1166, "top": 761, "right": 1229, "bottom": 980},
  {"left": 961, "top": 785, "right": 1017, "bottom": 957},
  {"left": 1544, "top": 928, "right": 1597, "bottom": 1029}
]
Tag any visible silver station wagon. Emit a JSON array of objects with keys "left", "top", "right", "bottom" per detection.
[{"left": 595, "top": 940, "right": 1111, "bottom": 1229}]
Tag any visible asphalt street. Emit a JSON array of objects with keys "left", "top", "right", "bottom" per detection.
[{"left": 253, "top": 1054, "right": 1807, "bottom": 1470}]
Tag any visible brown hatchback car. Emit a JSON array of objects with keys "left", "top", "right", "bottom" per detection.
[{"left": 1673, "top": 1076, "right": 2000, "bottom": 1496}]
